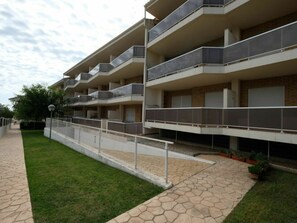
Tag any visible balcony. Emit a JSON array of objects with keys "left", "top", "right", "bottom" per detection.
[
  {"left": 64, "top": 79, "right": 78, "bottom": 88},
  {"left": 67, "top": 84, "right": 144, "bottom": 106},
  {"left": 107, "top": 121, "right": 143, "bottom": 135},
  {"left": 147, "top": 21, "right": 297, "bottom": 81},
  {"left": 75, "top": 73, "right": 93, "bottom": 81},
  {"left": 146, "top": 107, "right": 297, "bottom": 133},
  {"left": 148, "top": 0, "right": 234, "bottom": 42},
  {"left": 110, "top": 46, "right": 145, "bottom": 68}
]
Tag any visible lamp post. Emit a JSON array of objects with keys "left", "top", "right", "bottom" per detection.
[{"left": 48, "top": 104, "right": 55, "bottom": 141}]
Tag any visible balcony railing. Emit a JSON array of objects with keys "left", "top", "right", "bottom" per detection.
[
  {"left": 64, "top": 79, "right": 78, "bottom": 88},
  {"left": 148, "top": 0, "right": 234, "bottom": 42},
  {"left": 108, "top": 121, "right": 143, "bottom": 135},
  {"left": 89, "top": 83, "right": 144, "bottom": 101},
  {"left": 110, "top": 83, "right": 144, "bottom": 97},
  {"left": 146, "top": 107, "right": 297, "bottom": 132},
  {"left": 72, "top": 117, "right": 101, "bottom": 128},
  {"left": 89, "top": 63, "right": 114, "bottom": 75},
  {"left": 75, "top": 73, "right": 93, "bottom": 81},
  {"left": 147, "top": 21, "right": 297, "bottom": 81},
  {"left": 66, "top": 95, "right": 93, "bottom": 104},
  {"left": 110, "top": 46, "right": 145, "bottom": 68},
  {"left": 147, "top": 47, "right": 223, "bottom": 81}
]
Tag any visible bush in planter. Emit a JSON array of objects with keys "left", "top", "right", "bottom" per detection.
[
  {"left": 248, "top": 160, "right": 269, "bottom": 180},
  {"left": 20, "top": 121, "right": 45, "bottom": 130}
]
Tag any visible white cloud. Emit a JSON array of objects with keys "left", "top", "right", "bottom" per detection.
[{"left": 0, "top": 0, "right": 150, "bottom": 106}]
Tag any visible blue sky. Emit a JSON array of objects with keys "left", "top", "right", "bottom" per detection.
[{"left": 0, "top": 0, "right": 149, "bottom": 106}]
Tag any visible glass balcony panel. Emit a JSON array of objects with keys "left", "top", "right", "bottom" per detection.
[
  {"left": 249, "top": 30, "right": 282, "bottom": 57},
  {"left": 224, "top": 109, "right": 248, "bottom": 127},
  {"left": 146, "top": 110, "right": 155, "bottom": 121},
  {"left": 110, "top": 46, "right": 145, "bottom": 68},
  {"left": 282, "top": 22, "right": 297, "bottom": 48},
  {"left": 178, "top": 109, "right": 194, "bottom": 124},
  {"left": 249, "top": 108, "right": 281, "bottom": 129},
  {"left": 282, "top": 108, "right": 297, "bottom": 131},
  {"left": 203, "top": 109, "right": 222, "bottom": 125}
]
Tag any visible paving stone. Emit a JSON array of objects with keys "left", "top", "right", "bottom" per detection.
[
  {"left": 139, "top": 211, "right": 154, "bottom": 221},
  {"left": 147, "top": 207, "right": 164, "bottom": 216},
  {"left": 164, "top": 210, "right": 178, "bottom": 222},
  {"left": 153, "top": 215, "right": 167, "bottom": 223}
]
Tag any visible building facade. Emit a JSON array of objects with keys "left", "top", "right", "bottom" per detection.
[{"left": 56, "top": 0, "right": 297, "bottom": 160}]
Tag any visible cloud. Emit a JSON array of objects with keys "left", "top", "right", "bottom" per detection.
[{"left": 0, "top": 0, "right": 149, "bottom": 106}]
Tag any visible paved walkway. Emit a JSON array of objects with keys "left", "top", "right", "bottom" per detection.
[
  {"left": 108, "top": 155, "right": 255, "bottom": 223},
  {"left": 0, "top": 125, "right": 34, "bottom": 223}
]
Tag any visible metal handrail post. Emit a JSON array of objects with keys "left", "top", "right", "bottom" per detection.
[
  {"left": 165, "top": 142, "right": 168, "bottom": 184},
  {"left": 134, "top": 136, "right": 138, "bottom": 169}
]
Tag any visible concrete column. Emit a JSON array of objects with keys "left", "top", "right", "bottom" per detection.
[
  {"left": 230, "top": 136, "right": 239, "bottom": 151},
  {"left": 110, "top": 55, "right": 115, "bottom": 62},
  {"left": 231, "top": 79, "right": 240, "bottom": 107},
  {"left": 119, "top": 105, "right": 124, "bottom": 121},
  {"left": 223, "top": 88, "right": 235, "bottom": 108},
  {"left": 224, "top": 27, "right": 240, "bottom": 46},
  {"left": 120, "top": 79, "right": 125, "bottom": 86}
]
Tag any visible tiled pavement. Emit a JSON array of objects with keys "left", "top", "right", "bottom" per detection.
[
  {"left": 108, "top": 155, "right": 255, "bottom": 223},
  {"left": 0, "top": 125, "right": 33, "bottom": 223},
  {"left": 0, "top": 126, "right": 255, "bottom": 223}
]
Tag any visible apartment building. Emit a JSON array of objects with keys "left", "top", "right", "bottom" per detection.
[
  {"left": 143, "top": 0, "right": 297, "bottom": 160},
  {"left": 62, "top": 19, "right": 146, "bottom": 134},
  {"left": 55, "top": 0, "right": 297, "bottom": 161}
]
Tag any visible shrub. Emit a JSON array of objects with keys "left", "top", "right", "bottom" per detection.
[{"left": 20, "top": 121, "right": 45, "bottom": 130}]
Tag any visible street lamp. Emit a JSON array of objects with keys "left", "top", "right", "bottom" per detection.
[{"left": 48, "top": 104, "right": 55, "bottom": 141}]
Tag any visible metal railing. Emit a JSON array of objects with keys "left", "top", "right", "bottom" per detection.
[
  {"left": 0, "top": 117, "right": 11, "bottom": 138},
  {"left": 147, "top": 47, "right": 223, "bottom": 81},
  {"left": 75, "top": 72, "right": 93, "bottom": 81},
  {"left": 89, "top": 63, "right": 114, "bottom": 75},
  {"left": 64, "top": 79, "right": 78, "bottom": 88},
  {"left": 110, "top": 46, "right": 145, "bottom": 68},
  {"left": 110, "top": 83, "right": 144, "bottom": 97},
  {"left": 107, "top": 121, "right": 143, "bottom": 135},
  {"left": 146, "top": 106, "right": 297, "bottom": 132},
  {"left": 148, "top": 0, "right": 234, "bottom": 42},
  {"left": 72, "top": 117, "right": 101, "bottom": 128},
  {"left": 46, "top": 118, "right": 173, "bottom": 184},
  {"left": 147, "top": 21, "right": 297, "bottom": 81}
]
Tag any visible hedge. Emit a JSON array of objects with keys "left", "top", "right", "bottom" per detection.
[{"left": 20, "top": 121, "right": 45, "bottom": 130}]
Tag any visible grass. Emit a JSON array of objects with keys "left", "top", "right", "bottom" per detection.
[
  {"left": 224, "top": 169, "right": 297, "bottom": 223},
  {"left": 22, "top": 131, "right": 163, "bottom": 223}
]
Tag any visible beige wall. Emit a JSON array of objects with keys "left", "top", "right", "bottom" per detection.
[
  {"left": 241, "top": 12, "right": 297, "bottom": 40},
  {"left": 124, "top": 76, "right": 143, "bottom": 85},
  {"left": 240, "top": 74, "right": 297, "bottom": 107}
]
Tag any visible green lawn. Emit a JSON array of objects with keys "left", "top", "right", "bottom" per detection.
[
  {"left": 22, "top": 131, "right": 163, "bottom": 223},
  {"left": 224, "top": 169, "right": 297, "bottom": 223}
]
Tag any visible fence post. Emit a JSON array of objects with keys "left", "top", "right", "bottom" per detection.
[
  {"left": 98, "top": 128, "right": 101, "bottom": 154},
  {"left": 280, "top": 108, "right": 284, "bottom": 133},
  {"left": 134, "top": 136, "right": 138, "bottom": 170},
  {"left": 78, "top": 126, "right": 81, "bottom": 144},
  {"left": 165, "top": 142, "right": 168, "bottom": 184}
]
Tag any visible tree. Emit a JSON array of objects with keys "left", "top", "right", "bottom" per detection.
[
  {"left": 0, "top": 104, "right": 14, "bottom": 118},
  {"left": 13, "top": 84, "right": 64, "bottom": 121}
]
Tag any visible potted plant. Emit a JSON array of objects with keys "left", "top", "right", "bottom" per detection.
[
  {"left": 248, "top": 164, "right": 263, "bottom": 180},
  {"left": 248, "top": 160, "right": 269, "bottom": 180}
]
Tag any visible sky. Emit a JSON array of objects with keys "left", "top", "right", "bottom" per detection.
[{"left": 0, "top": 0, "right": 151, "bottom": 106}]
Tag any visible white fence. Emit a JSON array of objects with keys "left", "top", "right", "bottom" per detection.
[
  {"left": 45, "top": 118, "right": 180, "bottom": 187},
  {"left": 0, "top": 118, "right": 11, "bottom": 138}
]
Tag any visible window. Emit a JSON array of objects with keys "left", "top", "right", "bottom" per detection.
[
  {"left": 205, "top": 91, "right": 223, "bottom": 107},
  {"left": 171, "top": 95, "right": 192, "bottom": 107},
  {"left": 248, "top": 86, "right": 284, "bottom": 107},
  {"left": 125, "top": 108, "right": 135, "bottom": 122}
]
